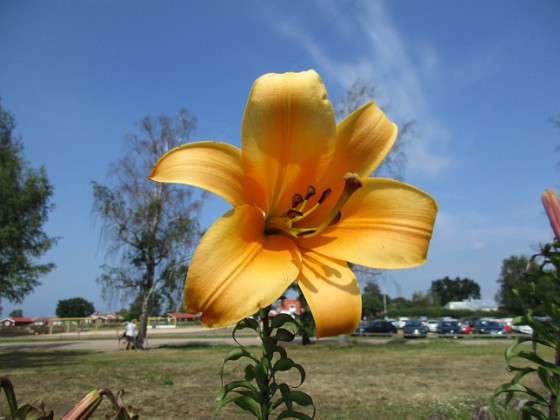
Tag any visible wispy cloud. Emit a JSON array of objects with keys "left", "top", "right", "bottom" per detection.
[
  {"left": 272, "top": 0, "right": 452, "bottom": 180},
  {"left": 433, "top": 210, "right": 548, "bottom": 256}
]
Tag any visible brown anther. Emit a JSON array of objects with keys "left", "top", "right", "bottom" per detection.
[
  {"left": 287, "top": 209, "right": 303, "bottom": 219},
  {"left": 305, "top": 186, "right": 316, "bottom": 200},
  {"left": 318, "top": 188, "right": 331, "bottom": 205},
  {"left": 291, "top": 193, "right": 304, "bottom": 208}
]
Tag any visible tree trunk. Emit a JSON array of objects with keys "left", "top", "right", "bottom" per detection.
[{"left": 137, "top": 287, "right": 154, "bottom": 342}]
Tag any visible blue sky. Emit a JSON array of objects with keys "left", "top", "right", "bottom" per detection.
[{"left": 1, "top": 1, "right": 559, "bottom": 317}]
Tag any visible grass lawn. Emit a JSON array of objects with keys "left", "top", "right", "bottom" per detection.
[{"left": 0, "top": 339, "right": 544, "bottom": 419}]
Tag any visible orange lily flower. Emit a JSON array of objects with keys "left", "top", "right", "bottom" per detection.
[
  {"left": 542, "top": 189, "right": 560, "bottom": 240},
  {"left": 149, "top": 70, "right": 437, "bottom": 337}
]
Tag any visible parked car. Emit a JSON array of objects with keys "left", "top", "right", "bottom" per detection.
[
  {"left": 402, "top": 320, "right": 429, "bottom": 338},
  {"left": 396, "top": 317, "right": 409, "bottom": 329},
  {"left": 355, "top": 320, "right": 397, "bottom": 335},
  {"left": 472, "top": 319, "right": 506, "bottom": 335},
  {"left": 510, "top": 323, "right": 533, "bottom": 334},
  {"left": 425, "top": 319, "right": 439, "bottom": 332},
  {"left": 436, "top": 321, "right": 463, "bottom": 336}
]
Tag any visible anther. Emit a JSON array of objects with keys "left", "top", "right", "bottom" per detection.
[
  {"left": 305, "top": 186, "right": 316, "bottom": 200},
  {"left": 291, "top": 194, "right": 304, "bottom": 208},
  {"left": 287, "top": 209, "right": 303, "bottom": 219},
  {"left": 318, "top": 188, "right": 331, "bottom": 204}
]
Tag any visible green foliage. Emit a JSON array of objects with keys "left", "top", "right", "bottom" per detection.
[
  {"left": 430, "top": 276, "right": 481, "bottom": 306},
  {"left": 0, "top": 101, "right": 57, "bottom": 303},
  {"left": 492, "top": 242, "right": 560, "bottom": 419},
  {"left": 361, "top": 281, "right": 385, "bottom": 318},
  {"left": 55, "top": 297, "right": 95, "bottom": 318},
  {"left": 8, "top": 309, "right": 23, "bottom": 318},
  {"left": 215, "top": 310, "right": 315, "bottom": 419},
  {"left": 495, "top": 255, "right": 557, "bottom": 315},
  {"left": 121, "top": 294, "right": 162, "bottom": 321}
]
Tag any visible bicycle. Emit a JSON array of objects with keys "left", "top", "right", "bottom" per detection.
[{"left": 118, "top": 333, "right": 149, "bottom": 350}]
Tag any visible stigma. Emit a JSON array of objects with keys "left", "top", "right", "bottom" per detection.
[{"left": 265, "top": 173, "right": 362, "bottom": 238}]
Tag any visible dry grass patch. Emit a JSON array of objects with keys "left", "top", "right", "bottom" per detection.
[{"left": 0, "top": 339, "right": 545, "bottom": 419}]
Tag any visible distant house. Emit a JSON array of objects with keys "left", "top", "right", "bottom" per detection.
[
  {"left": 32, "top": 317, "right": 51, "bottom": 327},
  {"left": 89, "top": 313, "right": 124, "bottom": 324},
  {"left": 0, "top": 317, "right": 34, "bottom": 327},
  {"left": 443, "top": 299, "right": 498, "bottom": 312},
  {"left": 271, "top": 298, "right": 303, "bottom": 317},
  {"left": 167, "top": 312, "right": 200, "bottom": 325}
]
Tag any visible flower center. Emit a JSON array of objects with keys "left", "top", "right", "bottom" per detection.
[{"left": 264, "top": 173, "right": 362, "bottom": 238}]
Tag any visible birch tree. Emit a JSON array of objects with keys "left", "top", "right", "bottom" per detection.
[{"left": 92, "top": 109, "right": 206, "bottom": 341}]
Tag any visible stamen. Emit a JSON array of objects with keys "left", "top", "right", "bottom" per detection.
[
  {"left": 329, "top": 211, "right": 341, "bottom": 226},
  {"left": 291, "top": 194, "right": 304, "bottom": 208},
  {"left": 287, "top": 209, "right": 303, "bottom": 219},
  {"left": 344, "top": 172, "right": 362, "bottom": 190},
  {"left": 305, "top": 186, "right": 316, "bottom": 200},
  {"left": 264, "top": 173, "right": 362, "bottom": 239},
  {"left": 318, "top": 188, "right": 331, "bottom": 204},
  {"left": 297, "top": 229, "right": 316, "bottom": 237}
]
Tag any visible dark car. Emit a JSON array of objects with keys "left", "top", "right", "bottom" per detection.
[
  {"left": 355, "top": 320, "right": 397, "bottom": 335},
  {"left": 472, "top": 319, "right": 506, "bottom": 335},
  {"left": 436, "top": 321, "right": 463, "bottom": 337},
  {"left": 402, "top": 320, "right": 429, "bottom": 338}
]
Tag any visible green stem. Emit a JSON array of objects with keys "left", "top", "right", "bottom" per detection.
[
  {"left": 259, "top": 307, "right": 272, "bottom": 420},
  {"left": 550, "top": 330, "right": 560, "bottom": 419}
]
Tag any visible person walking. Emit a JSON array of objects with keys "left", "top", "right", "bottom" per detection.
[{"left": 125, "top": 319, "right": 137, "bottom": 350}]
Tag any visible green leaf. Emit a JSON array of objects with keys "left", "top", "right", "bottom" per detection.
[
  {"left": 273, "top": 346, "right": 288, "bottom": 360},
  {"left": 214, "top": 395, "right": 261, "bottom": 418},
  {"left": 495, "top": 383, "right": 548, "bottom": 406},
  {"left": 285, "top": 390, "right": 314, "bottom": 407},
  {"left": 224, "top": 347, "right": 258, "bottom": 363},
  {"left": 216, "top": 380, "right": 257, "bottom": 402},
  {"left": 233, "top": 395, "right": 262, "bottom": 418},
  {"left": 254, "top": 361, "right": 269, "bottom": 392},
  {"left": 277, "top": 409, "right": 314, "bottom": 420},
  {"left": 291, "top": 363, "right": 306, "bottom": 387},
  {"left": 0, "top": 376, "right": 18, "bottom": 419},
  {"left": 234, "top": 318, "right": 260, "bottom": 334},
  {"left": 517, "top": 350, "right": 560, "bottom": 374},
  {"left": 275, "top": 328, "right": 296, "bottom": 342},
  {"left": 244, "top": 364, "right": 255, "bottom": 381},
  {"left": 520, "top": 405, "right": 548, "bottom": 420},
  {"left": 271, "top": 314, "right": 298, "bottom": 330},
  {"left": 262, "top": 336, "right": 278, "bottom": 355},
  {"left": 273, "top": 357, "right": 295, "bottom": 372},
  {"left": 537, "top": 366, "right": 558, "bottom": 395}
]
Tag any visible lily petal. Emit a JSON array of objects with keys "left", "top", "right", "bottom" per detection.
[
  {"left": 149, "top": 141, "right": 251, "bottom": 207},
  {"left": 542, "top": 189, "right": 560, "bottom": 240},
  {"left": 185, "top": 205, "right": 301, "bottom": 328},
  {"left": 321, "top": 102, "right": 397, "bottom": 188},
  {"left": 297, "top": 178, "right": 437, "bottom": 269},
  {"left": 297, "top": 250, "right": 361, "bottom": 338},
  {"left": 242, "top": 70, "right": 336, "bottom": 216}
]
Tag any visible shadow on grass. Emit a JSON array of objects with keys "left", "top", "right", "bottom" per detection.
[
  {"left": 157, "top": 342, "right": 225, "bottom": 350},
  {"left": 0, "top": 349, "right": 99, "bottom": 369}
]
